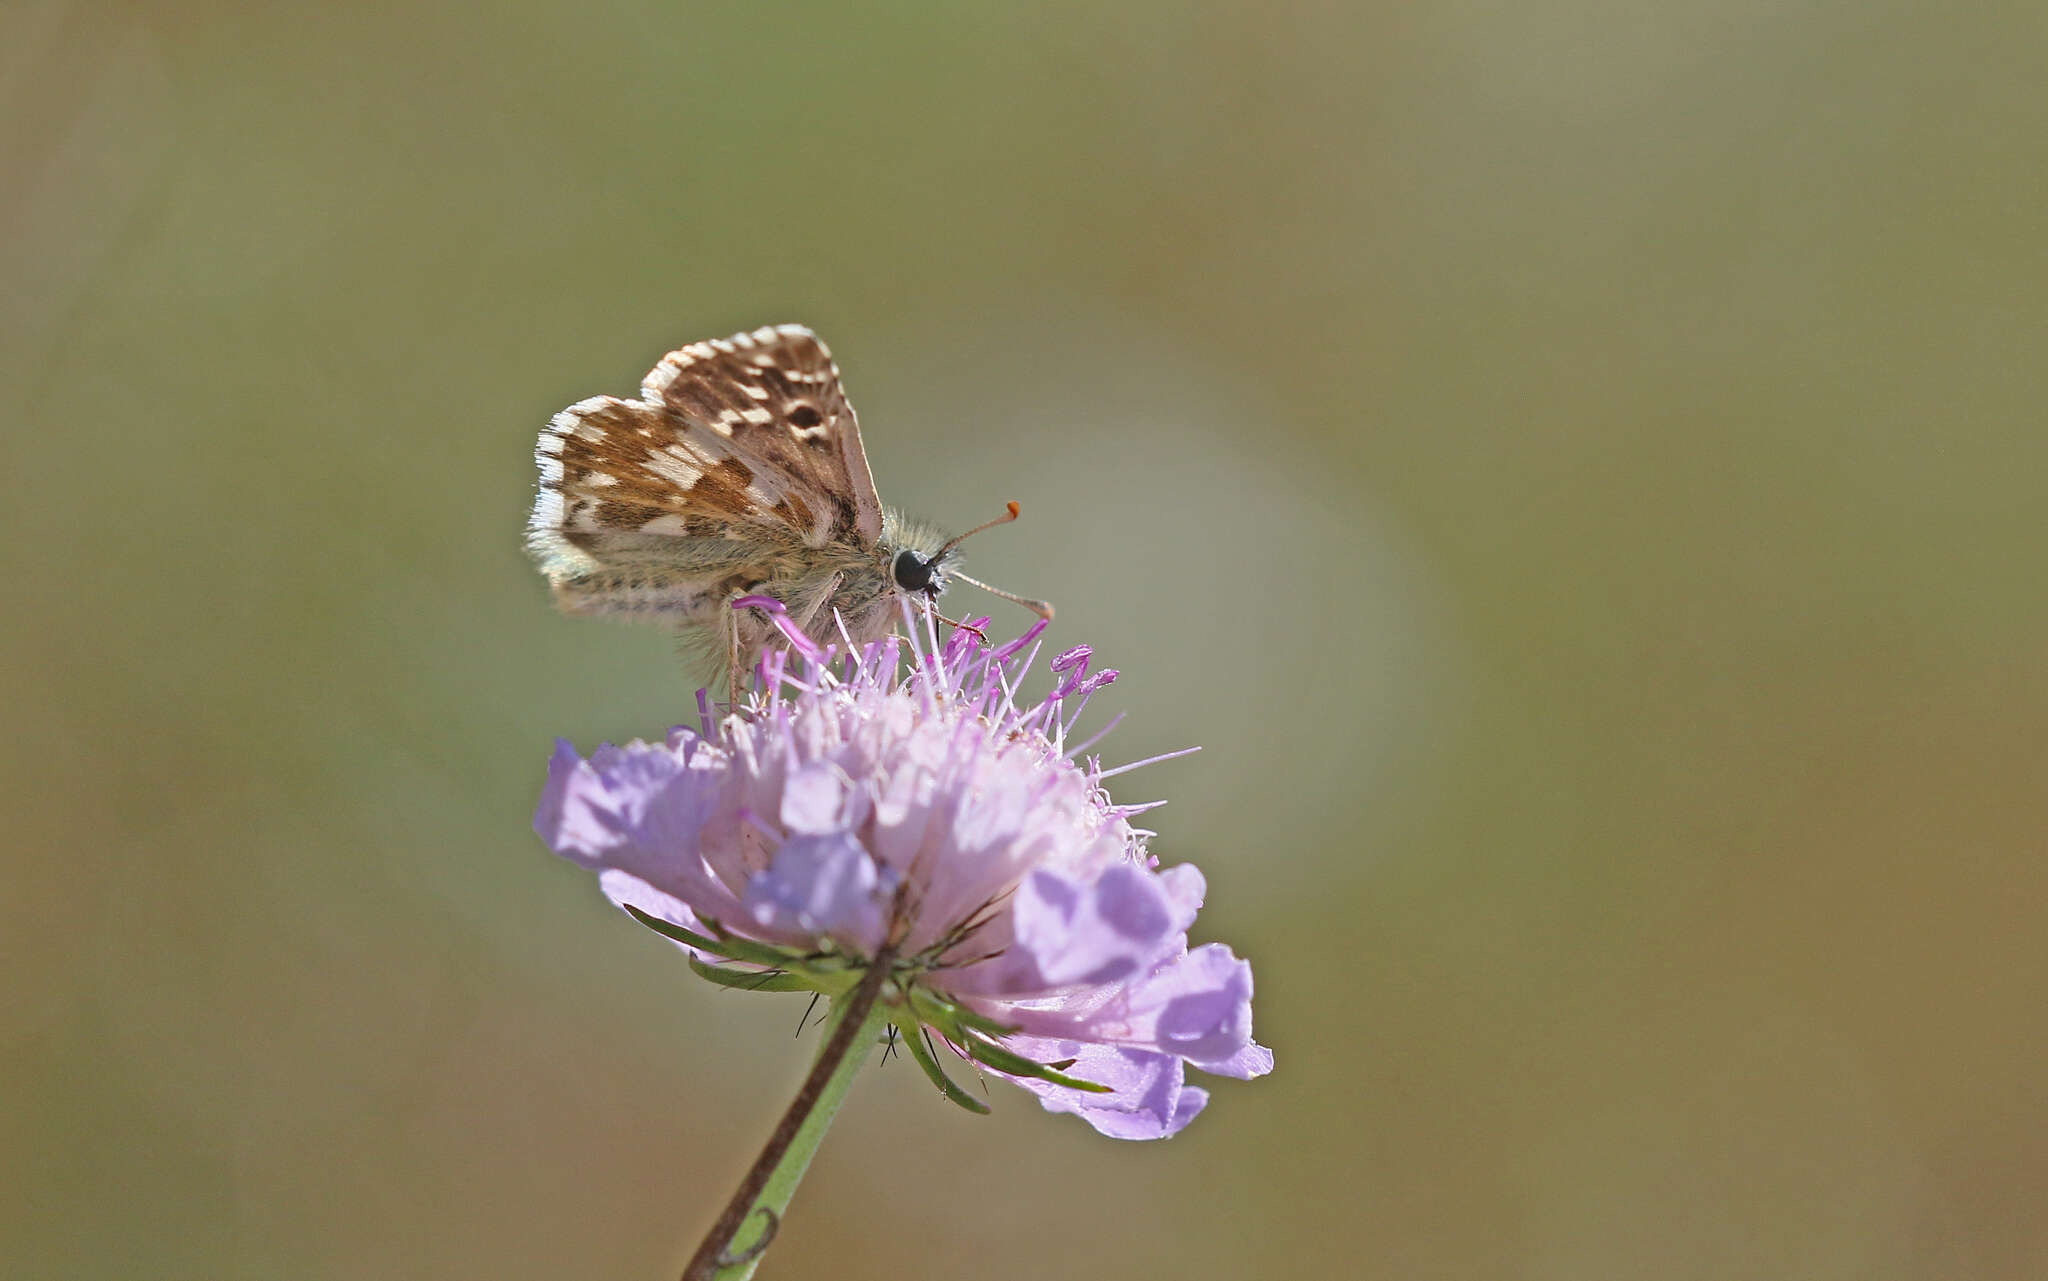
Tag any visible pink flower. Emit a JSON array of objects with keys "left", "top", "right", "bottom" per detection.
[{"left": 536, "top": 605, "right": 1270, "bottom": 1139}]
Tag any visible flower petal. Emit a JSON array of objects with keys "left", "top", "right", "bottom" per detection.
[
  {"left": 742, "top": 832, "right": 888, "bottom": 950},
  {"left": 999, "top": 943, "right": 1271, "bottom": 1079},
  {"left": 779, "top": 761, "right": 871, "bottom": 836},
  {"left": 1016, "top": 864, "right": 1183, "bottom": 986},
  {"left": 997, "top": 1040, "right": 1205, "bottom": 1140},
  {"left": 534, "top": 739, "right": 629, "bottom": 862},
  {"left": 599, "top": 871, "right": 714, "bottom": 960},
  {"left": 535, "top": 737, "right": 741, "bottom": 917},
  {"left": 1124, "top": 944, "right": 1269, "bottom": 1076},
  {"left": 1156, "top": 863, "right": 1206, "bottom": 935}
]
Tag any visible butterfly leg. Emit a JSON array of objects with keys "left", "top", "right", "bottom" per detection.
[
  {"left": 723, "top": 595, "right": 746, "bottom": 706},
  {"left": 926, "top": 605, "right": 990, "bottom": 645},
  {"left": 788, "top": 573, "right": 843, "bottom": 641}
]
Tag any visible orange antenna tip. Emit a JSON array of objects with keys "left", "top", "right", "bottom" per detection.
[{"left": 935, "top": 501, "right": 1024, "bottom": 557}]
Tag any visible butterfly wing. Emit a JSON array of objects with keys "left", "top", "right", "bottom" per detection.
[
  {"left": 640, "top": 325, "right": 883, "bottom": 548},
  {"left": 528, "top": 325, "right": 884, "bottom": 620}
]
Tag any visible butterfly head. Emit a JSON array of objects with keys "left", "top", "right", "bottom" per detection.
[
  {"left": 892, "top": 547, "right": 945, "bottom": 597},
  {"left": 886, "top": 501, "right": 1054, "bottom": 623}
]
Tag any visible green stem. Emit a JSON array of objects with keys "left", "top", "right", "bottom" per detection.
[{"left": 681, "top": 946, "right": 896, "bottom": 1281}]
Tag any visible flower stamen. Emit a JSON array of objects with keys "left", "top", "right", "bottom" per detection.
[{"left": 1096, "top": 745, "right": 1203, "bottom": 780}]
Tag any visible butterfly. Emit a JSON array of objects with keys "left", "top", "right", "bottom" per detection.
[{"left": 527, "top": 324, "right": 1049, "bottom": 696}]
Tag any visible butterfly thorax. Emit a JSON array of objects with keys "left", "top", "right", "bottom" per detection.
[{"left": 674, "top": 507, "right": 935, "bottom": 676}]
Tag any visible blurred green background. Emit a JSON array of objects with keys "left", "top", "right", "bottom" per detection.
[{"left": 7, "top": 1, "right": 2045, "bottom": 1277}]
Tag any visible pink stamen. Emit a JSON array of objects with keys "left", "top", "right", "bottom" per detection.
[
  {"left": 1062, "top": 710, "right": 1127, "bottom": 760},
  {"left": 738, "top": 595, "right": 827, "bottom": 662},
  {"left": 898, "top": 599, "right": 940, "bottom": 716},
  {"left": 1072, "top": 668, "right": 1118, "bottom": 697},
  {"left": 988, "top": 617, "right": 1049, "bottom": 664},
  {"left": 942, "top": 626, "right": 975, "bottom": 673}
]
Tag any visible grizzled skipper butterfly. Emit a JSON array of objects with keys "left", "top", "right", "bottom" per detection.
[{"left": 527, "top": 324, "right": 1049, "bottom": 696}]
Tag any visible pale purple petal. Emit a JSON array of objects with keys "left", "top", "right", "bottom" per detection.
[
  {"left": 1205, "top": 1043, "right": 1276, "bottom": 1080},
  {"left": 1011, "top": 864, "right": 1183, "bottom": 987},
  {"left": 598, "top": 871, "right": 714, "bottom": 960},
  {"left": 937, "top": 862, "right": 1185, "bottom": 999},
  {"left": 1124, "top": 943, "right": 1265, "bottom": 1074},
  {"left": 998, "top": 1039, "right": 1205, "bottom": 1140},
  {"left": 743, "top": 833, "right": 888, "bottom": 950},
  {"left": 1156, "top": 863, "right": 1206, "bottom": 934},
  {"left": 537, "top": 738, "right": 711, "bottom": 872},
  {"left": 868, "top": 753, "right": 938, "bottom": 870},
  {"left": 1146, "top": 946, "right": 1254, "bottom": 1067},
  {"left": 1002, "top": 943, "right": 1267, "bottom": 1079},
  {"left": 1168, "top": 1084, "right": 1210, "bottom": 1132},
  {"left": 535, "top": 739, "right": 633, "bottom": 863},
  {"left": 778, "top": 761, "right": 872, "bottom": 835},
  {"left": 535, "top": 737, "right": 739, "bottom": 915}
]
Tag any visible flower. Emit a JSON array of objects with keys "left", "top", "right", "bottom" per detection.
[{"left": 535, "top": 603, "right": 1271, "bottom": 1139}]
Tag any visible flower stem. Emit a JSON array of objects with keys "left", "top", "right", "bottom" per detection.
[{"left": 681, "top": 945, "right": 897, "bottom": 1281}]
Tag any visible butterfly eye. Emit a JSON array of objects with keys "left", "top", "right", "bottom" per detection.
[{"left": 892, "top": 550, "right": 935, "bottom": 592}]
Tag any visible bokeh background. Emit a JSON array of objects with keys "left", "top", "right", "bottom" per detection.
[{"left": 7, "top": 2, "right": 2045, "bottom": 1277}]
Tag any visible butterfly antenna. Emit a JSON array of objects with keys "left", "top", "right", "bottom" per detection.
[
  {"left": 951, "top": 571, "right": 1054, "bottom": 621},
  {"left": 934, "top": 501, "right": 1056, "bottom": 620},
  {"left": 933, "top": 500, "right": 1022, "bottom": 558}
]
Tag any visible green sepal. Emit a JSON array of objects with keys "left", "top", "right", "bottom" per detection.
[
  {"left": 695, "top": 925, "right": 829, "bottom": 973},
  {"left": 625, "top": 905, "right": 813, "bottom": 972},
  {"left": 686, "top": 956, "right": 813, "bottom": 993},
  {"left": 896, "top": 1018, "right": 991, "bottom": 1114},
  {"left": 905, "top": 987, "right": 1019, "bottom": 1040},
  {"left": 623, "top": 905, "right": 729, "bottom": 956},
  {"left": 962, "top": 1034, "right": 1113, "bottom": 1093}
]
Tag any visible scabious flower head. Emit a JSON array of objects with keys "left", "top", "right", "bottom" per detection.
[{"left": 536, "top": 603, "right": 1271, "bottom": 1139}]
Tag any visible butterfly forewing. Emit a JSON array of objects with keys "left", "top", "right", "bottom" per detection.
[
  {"left": 532, "top": 326, "right": 879, "bottom": 552},
  {"left": 640, "top": 326, "right": 883, "bottom": 546}
]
